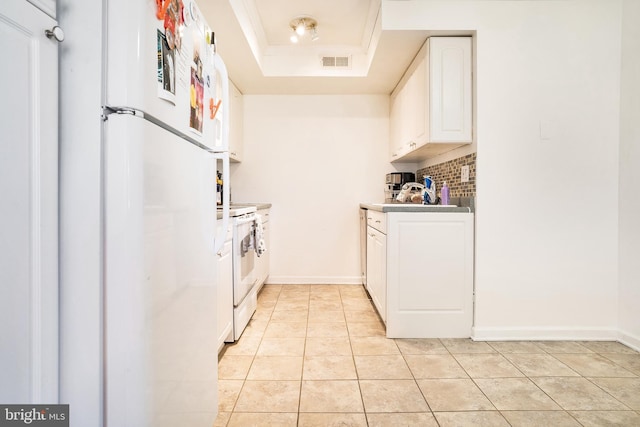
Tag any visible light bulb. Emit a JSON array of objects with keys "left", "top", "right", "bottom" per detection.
[
  {"left": 295, "top": 21, "right": 305, "bottom": 36},
  {"left": 290, "top": 33, "right": 298, "bottom": 43},
  {"left": 310, "top": 27, "right": 319, "bottom": 41}
]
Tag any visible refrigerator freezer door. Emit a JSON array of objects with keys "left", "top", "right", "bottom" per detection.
[
  {"left": 105, "top": 0, "right": 229, "bottom": 152},
  {"left": 104, "top": 114, "right": 217, "bottom": 426}
]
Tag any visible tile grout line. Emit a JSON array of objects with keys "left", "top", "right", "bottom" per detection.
[
  {"left": 342, "top": 285, "right": 370, "bottom": 427},
  {"left": 295, "top": 288, "right": 309, "bottom": 427}
]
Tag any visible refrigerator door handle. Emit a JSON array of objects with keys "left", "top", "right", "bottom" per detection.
[
  {"left": 213, "top": 152, "right": 230, "bottom": 254},
  {"left": 102, "top": 106, "right": 213, "bottom": 152}
]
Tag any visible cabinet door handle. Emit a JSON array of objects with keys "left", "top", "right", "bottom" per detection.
[{"left": 45, "top": 26, "right": 65, "bottom": 42}]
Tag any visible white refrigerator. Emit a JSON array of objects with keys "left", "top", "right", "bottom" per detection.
[{"left": 62, "top": 0, "right": 229, "bottom": 425}]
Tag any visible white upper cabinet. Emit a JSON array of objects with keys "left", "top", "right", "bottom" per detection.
[
  {"left": 429, "top": 37, "right": 472, "bottom": 143},
  {"left": 389, "top": 90, "right": 406, "bottom": 160},
  {"left": 229, "top": 80, "right": 244, "bottom": 162},
  {"left": 389, "top": 37, "right": 472, "bottom": 162}
]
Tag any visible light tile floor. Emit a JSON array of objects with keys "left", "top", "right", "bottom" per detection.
[{"left": 215, "top": 285, "right": 640, "bottom": 427}]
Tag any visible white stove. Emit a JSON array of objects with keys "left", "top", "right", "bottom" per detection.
[{"left": 217, "top": 205, "right": 258, "bottom": 340}]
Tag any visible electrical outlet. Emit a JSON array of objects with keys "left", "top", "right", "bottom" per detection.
[{"left": 461, "top": 165, "right": 470, "bottom": 183}]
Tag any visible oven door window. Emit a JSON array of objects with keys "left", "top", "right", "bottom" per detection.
[{"left": 240, "top": 232, "right": 256, "bottom": 284}]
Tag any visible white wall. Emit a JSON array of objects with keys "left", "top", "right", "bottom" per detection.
[
  {"left": 384, "top": 0, "right": 623, "bottom": 339},
  {"left": 232, "top": 95, "right": 391, "bottom": 284},
  {"left": 618, "top": 0, "right": 640, "bottom": 349}
]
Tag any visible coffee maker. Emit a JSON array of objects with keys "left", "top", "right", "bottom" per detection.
[{"left": 385, "top": 172, "right": 416, "bottom": 203}]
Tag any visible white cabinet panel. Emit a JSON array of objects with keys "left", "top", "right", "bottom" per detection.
[
  {"left": 430, "top": 37, "right": 472, "bottom": 142},
  {"left": 412, "top": 54, "right": 428, "bottom": 145},
  {"left": 0, "top": 0, "right": 59, "bottom": 403},
  {"left": 389, "top": 91, "right": 403, "bottom": 160},
  {"left": 256, "top": 208, "right": 270, "bottom": 290},
  {"left": 366, "top": 226, "right": 386, "bottom": 323},
  {"left": 229, "top": 80, "right": 244, "bottom": 162},
  {"left": 27, "top": 0, "right": 56, "bottom": 19},
  {"left": 217, "top": 237, "right": 233, "bottom": 351},
  {"left": 386, "top": 212, "right": 474, "bottom": 338}
]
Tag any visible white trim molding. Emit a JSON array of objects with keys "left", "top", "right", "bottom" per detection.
[
  {"left": 618, "top": 329, "right": 640, "bottom": 352},
  {"left": 266, "top": 275, "right": 362, "bottom": 285},
  {"left": 472, "top": 326, "right": 619, "bottom": 342}
]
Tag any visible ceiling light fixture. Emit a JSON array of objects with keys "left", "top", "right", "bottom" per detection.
[{"left": 289, "top": 16, "right": 318, "bottom": 43}]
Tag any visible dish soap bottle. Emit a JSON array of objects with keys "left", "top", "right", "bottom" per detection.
[{"left": 441, "top": 181, "right": 450, "bottom": 205}]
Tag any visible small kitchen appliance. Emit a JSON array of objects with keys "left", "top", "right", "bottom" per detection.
[
  {"left": 395, "top": 176, "right": 439, "bottom": 204},
  {"left": 385, "top": 172, "right": 416, "bottom": 202}
]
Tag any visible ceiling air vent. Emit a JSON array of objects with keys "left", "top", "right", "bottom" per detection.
[{"left": 321, "top": 55, "right": 351, "bottom": 69}]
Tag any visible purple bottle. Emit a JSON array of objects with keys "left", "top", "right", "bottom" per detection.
[{"left": 441, "top": 181, "right": 450, "bottom": 205}]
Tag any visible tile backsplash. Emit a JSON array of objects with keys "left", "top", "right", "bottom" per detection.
[{"left": 416, "top": 152, "right": 476, "bottom": 198}]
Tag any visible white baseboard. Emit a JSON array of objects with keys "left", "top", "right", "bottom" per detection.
[
  {"left": 472, "top": 326, "right": 619, "bottom": 341},
  {"left": 265, "top": 275, "right": 362, "bottom": 285},
  {"left": 618, "top": 329, "right": 640, "bottom": 352}
]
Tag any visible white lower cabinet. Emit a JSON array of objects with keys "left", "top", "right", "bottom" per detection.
[
  {"left": 216, "top": 228, "right": 233, "bottom": 353},
  {"left": 255, "top": 208, "right": 270, "bottom": 292},
  {"left": 365, "top": 209, "right": 475, "bottom": 338},
  {"left": 386, "top": 212, "right": 474, "bottom": 338},
  {"left": 366, "top": 226, "right": 387, "bottom": 323}
]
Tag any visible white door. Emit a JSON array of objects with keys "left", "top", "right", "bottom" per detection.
[{"left": 0, "top": 0, "right": 59, "bottom": 403}]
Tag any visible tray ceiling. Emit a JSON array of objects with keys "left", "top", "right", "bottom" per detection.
[{"left": 199, "top": 0, "right": 430, "bottom": 94}]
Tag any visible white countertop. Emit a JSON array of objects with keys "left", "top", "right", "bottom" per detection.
[{"left": 216, "top": 203, "right": 272, "bottom": 219}]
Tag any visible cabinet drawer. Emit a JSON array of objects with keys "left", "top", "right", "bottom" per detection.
[
  {"left": 257, "top": 208, "right": 270, "bottom": 222},
  {"left": 367, "top": 210, "right": 386, "bottom": 234}
]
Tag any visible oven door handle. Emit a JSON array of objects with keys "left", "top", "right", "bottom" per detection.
[{"left": 235, "top": 216, "right": 256, "bottom": 226}]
